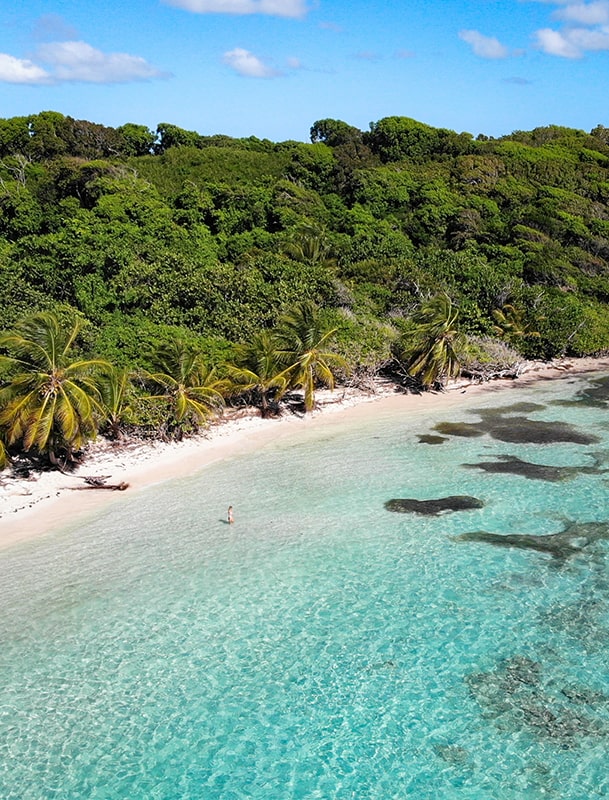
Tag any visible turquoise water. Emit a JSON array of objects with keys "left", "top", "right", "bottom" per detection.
[{"left": 2, "top": 374, "right": 609, "bottom": 799}]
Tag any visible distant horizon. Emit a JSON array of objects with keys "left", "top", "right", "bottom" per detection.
[{"left": 1, "top": 1, "right": 608, "bottom": 143}]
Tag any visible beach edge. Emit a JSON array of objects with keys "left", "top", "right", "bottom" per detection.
[{"left": 2, "top": 356, "right": 608, "bottom": 549}]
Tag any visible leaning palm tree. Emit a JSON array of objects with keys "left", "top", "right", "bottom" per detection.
[
  {"left": 276, "top": 301, "right": 348, "bottom": 413},
  {"left": 225, "top": 330, "right": 292, "bottom": 418},
  {"left": 405, "top": 293, "right": 467, "bottom": 388},
  {"left": 0, "top": 312, "right": 109, "bottom": 467},
  {"left": 144, "top": 340, "right": 226, "bottom": 437}
]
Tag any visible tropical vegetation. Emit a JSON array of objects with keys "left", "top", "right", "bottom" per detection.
[
  {"left": 2, "top": 110, "right": 609, "bottom": 469},
  {"left": 0, "top": 313, "right": 109, "bottom": 468}
]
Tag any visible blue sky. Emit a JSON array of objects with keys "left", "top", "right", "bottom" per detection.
[{"left": 0, "top": 0, "right": 607, "bottom": 142}]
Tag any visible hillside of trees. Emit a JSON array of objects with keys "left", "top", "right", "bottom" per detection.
[{"left": 2, "top": 110, "right": 609, "bottom": 467}]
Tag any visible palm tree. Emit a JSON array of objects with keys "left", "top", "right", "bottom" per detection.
[
  {"left": 98, "top": 365, "right": 134, "bottom": 440},
  {"left": 225, "top": 330, "right": 291, "bottom": 418},
  {"left": 0, "top": 312, "right": 109, "bottom": 466},
  {"left": 405, "top": 293, "right": 467, "bottom": 388},
  {"left": 144, "top": 340, "right": 226, "bottom": 437},
  {"left": 283, "top": 223, "right": 335, "bottom": 267},
  {"left": 276, "top": 301, "right": 347, "bottom": 412},
  {"left": 492, "top": 304, "right": 541, "bottom": 341},
  {"left": 0, "top": 437, "right": 8, "bottom": 471}
]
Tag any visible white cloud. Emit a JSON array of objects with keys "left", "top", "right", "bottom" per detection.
[
  {"left": 567, "top": 23, "right": 609, "bottom": 47},
  {"left": 459, "top": 29, "right": 511, "bottom": 58},
  {"left": 163, "top": 0, "right": 308, "bottom": 18},
  {"left": 534, "top": 26, "right": 582, "bottom": 55},
  {"left": 554, "top": 1, "right": 609, "bottom": 24},
  {"left": 529, "top": 0, "right": 609, "bottom": 56},
  {"left": 535, "top": 23, "right": 609, "bottom": 55},
  {"left": 286, "top": 56, "right": 303, "bottom": 69},
  {"left": 36, "top": 41, "right": 165, "bottom": 83},
  {"left": 223, "top": 48, "right": 281, "bottom": 77},
  {"left": 0, "top": 53, "right": 50, "bottom": 84},
  {"left": 0, "top": 40, "right": 165, "bottom": 86}
]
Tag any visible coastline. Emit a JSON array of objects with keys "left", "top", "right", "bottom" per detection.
[{"left": 1, "top": 355, "right": 609, "bottom": 550}]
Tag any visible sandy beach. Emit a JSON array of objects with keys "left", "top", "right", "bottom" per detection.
[{"left": 2, "top": 355, "right": 609, "bottom": 550}]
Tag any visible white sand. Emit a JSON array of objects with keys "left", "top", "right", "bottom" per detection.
[{"left": 1, "top": 356, "right": 608, "bottom": 549}]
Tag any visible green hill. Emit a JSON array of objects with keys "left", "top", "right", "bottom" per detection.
[{"left": 3, "top": 110, "right": 609, "bottom": 367}]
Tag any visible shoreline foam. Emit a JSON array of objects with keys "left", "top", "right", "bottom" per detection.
[{"left": 2, "top": 356, "right": 609, "bottom": 549}]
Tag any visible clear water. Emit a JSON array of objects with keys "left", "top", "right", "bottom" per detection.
[{"left": 2, "top": 374, "right": 609, "bottom": 799}]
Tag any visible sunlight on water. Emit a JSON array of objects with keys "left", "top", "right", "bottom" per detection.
[{"left": 1, "top": 374, "right": 609, "bottom": 799}]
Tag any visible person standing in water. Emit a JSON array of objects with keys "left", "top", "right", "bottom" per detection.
[{"left": 227, "top": 506, "right": 234, "bottom": 524}]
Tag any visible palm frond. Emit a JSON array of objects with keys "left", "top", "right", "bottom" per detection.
[{"left": 0, "top": 312, "right": 106, "bottom": 460}]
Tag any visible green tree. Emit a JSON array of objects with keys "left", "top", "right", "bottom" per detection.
[
  {"left": 276, "top": 301, "right": 347, "bottom": 412},
  {"left": 117, "top": 123, "right": 156, "bottom": 156},
  {"left": 0, "top": 116, "right": 30, "bottom": 157},
  {"left": 144, "top": 340, "right": 226, "bottom": 437},
  {"left": 154, "top": 123, "right": 202, "bottom": 154},
  {"left": 0, "top": 312, "right": 109, "bottom": 466},
  {"left": 366, "top": 116, "right": 473, "bottom": 163},
  {"left": 226, "top": 330, "right": 291, "bottom": 417},
  {"left": 97, "top": 365, "right": 134, "bottom": 440},
  {"left": 405, "top": 294, "right": 467, "bottom": 387},
  {"left": 310, "top": 118, "right": 364, "bottom": 148},
  {"left": 282, "top": 223, "right": 335, "bottom": 266},
  {"left": 61, "top": 117, "right": 123, "bottom": 159},
  {"left": 26, "top": 111, "right": 68, "bottom": 160},
  {"left": 492, "top": 304, "right": 541, "bottom": 342}
]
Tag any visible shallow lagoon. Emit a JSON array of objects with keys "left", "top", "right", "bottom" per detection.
[{"left": 1, "top": 373, "right": 609, "bottom": 799}]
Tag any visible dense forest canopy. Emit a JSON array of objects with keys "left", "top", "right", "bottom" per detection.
[{"left": 2, "top": 109, "right": 609, "bottom": 465}]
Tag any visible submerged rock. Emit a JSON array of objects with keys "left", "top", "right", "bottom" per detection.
[
  {"left": 503, "top": 654, "right": 542, "bottom": 687},
  {"left": 551, "top": 375, "right": 609, "bottom": 408},
  {"left": 538, "top": 597, "right": 609, "bottom": 648},
  {"left": 461, "top": 454, "right": 607, "bottom": 482},
  {"left": 433, "top": 405, "right": 600, "bottom": 445},
  {"left": 434, "top": 422, "right": 485, "bottom": 438},
  {"left": 561, "top": 684, "right": 609, "bottom": 706},
  {"left": 478, "top": 413, "right": 599, "bottom": 445},
  {"left": 456, "top": 531, "right": 581, "bottom": 559},
  {"left": 455, "top": 520, "right": 609, "bottom": 561},
  {"left": 417, "top": 434, "right": 448, "bottom": 445},
  {"left": 465, "top": 655, "right": 609, "bottom": 746},
  {"left": 433, "top": 743, "right": 469, "bottom": 765},
  {"left": 367, "top": 660, "right": 397, "bottom": 671},
  {"left": 385, "top": 495, "right": 484, "bottom": 515},
  {"left": 480, "top": 402, "right": 547, "bottom": 414}
]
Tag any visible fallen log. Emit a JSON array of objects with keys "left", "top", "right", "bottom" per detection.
[
  {"left": 83, "top": 475, "right": 111, "bottom": 486},
  {"left": 70, "top": 482, "right": 130, "bottom": 491}
]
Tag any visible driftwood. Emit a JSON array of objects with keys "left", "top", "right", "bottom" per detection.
[
  {"left": 83, "top": 475, "right": 111, "bottom": 486},
  {"left": 460, "top": 363, "right": 526, "bottom": 383},
  {"left": 70, "top": 481, "right": 130, "bottom": 491}
]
